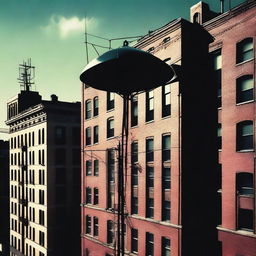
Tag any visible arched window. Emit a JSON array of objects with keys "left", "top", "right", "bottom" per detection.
[
  {"left": 85, "top": 100, "right": 92, "bottom": 119},
  {"left": 85, "top": 127, "right": 91, "bottom": 146},
  {"left": 236, "top": 38, "right": 253, "bottom": 63},
  {"left": 236, "top": 121, "right": 253, "bottom": 151},
  {"left": 93, "top": 96, "right": 99, "bottom": 116},
  {"left": 236, "top": 75, "right": 253, "bottom": 103},
  {"left": 193, "top": 12, "right": 200, "bottom": 23},
  {"left": 107, "top": 117, "right": 114, "bottom": 138}
]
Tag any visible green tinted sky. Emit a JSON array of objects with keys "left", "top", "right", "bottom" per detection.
[{"left": 0, "top": 0, "right": 245, "bottom": 139}]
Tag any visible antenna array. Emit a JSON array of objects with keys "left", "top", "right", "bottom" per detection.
[{"left": 18, "top": 59, "right": 35, "bottom": 92}]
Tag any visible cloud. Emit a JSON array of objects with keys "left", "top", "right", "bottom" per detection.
[{"left": 41, "top": 15, "right": 98, "bottom": 38}]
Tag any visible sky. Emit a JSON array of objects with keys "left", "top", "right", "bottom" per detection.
[{"left": 0, "top": 0, "right": 246, "bottom": 140}]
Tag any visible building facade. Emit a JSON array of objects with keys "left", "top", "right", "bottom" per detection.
[
  {"left": 0, "top": 140, "right": 10, "bottom": 255},
  {"left": 6, "top": 90, "right": 81, "bottom": 256},
  {"left": 81, "top": 1, "right": 255, "bottom": 255},
  {"left": 199, "top": 1, "right": 256, "bottom": 255}
]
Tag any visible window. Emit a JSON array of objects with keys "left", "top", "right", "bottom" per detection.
[
  {"left": 85, "top": 127, "right": 91, "bottom": 146},
  {"left": 131, "top": 196, "right": 138, "bottom": 214},
  {"left": 55, "top": 148, "right": 66, "bottom": 165},
  {"left": 146, "top": 90, "right": 154, "bottom": 122},
  {"left": 212, "top": 50, "right": 222, "bottom": 108},
  {"left": 162, "top": 85, "right": 171, "bottom": 117},
  {"left": 93, "top": 125, "right": 99, "bottom": 144},
  {"left": 238, "top": 209, "right": 253, "bottom": 231},
  {"left": 131, "top": 141, "right": 138, "bottom": 185},
  {"left": 146, "top": 232, "right": 154, "bottom": 256},
  {"left": 86, "top": 187, "right": 92, "bottom": 204},
  {"left": 162, "top": 200, "right": 170, "bottom": 221},
  {"left": 107, "top": 220, "right": 114, "bottom": 244},
  {"left": 217, "top": 124, "right": 222, "bottom": 150},
  {"left": 107, "top": 149, "right": 115, "bottom": 208},
  {"left": 237, "top": 121, "right": 253, "bottom": 151},
  {"left": 162, "top": 237, "right": 171, "bottom": 256},
  {"left": 85, "top": 100, "right": 92, "bottom": 119},
  {"left": 94, "top": 159, "right": 99, "bottom": 176},
  {"left": 39, "top": 210, "right": 44, "bottom": 226},
  {"left": 162, "top": 134, "right": 171, "bottom": 161},
  {"left": 39, "top": 190, "right": 44, "bottom": 205},
  {"left": 193, "top": 12, "right": 200, "bottom": 23},
  {"left": 237, "top": 75, "right": 253, "bottom": 103},
  {"left": 55, "top": 126, "right": 66, "bottom": 144},
  {"left": 86, "top": 215, "right": 91, "bottom": 234},
  {"left": 146, "top": 138, "right": 154, "bottom": 162},
  {"left": 93, "top": 97, "right": 99, "bottom": 116},
  {"left": 39, "top": 169, "right": 45, "bottom": 185},
  {"left": 163, "top": 167, "right": 171, "bottom": 190},
  {"left": 147, "top": 166, "right": 154, "bottom": 188},
  {"left": 39, "top": 231, "right": 45, "bottom": 246},
  {"left": 94, "top": 188, "right": 99, "bottom": 205},
  {"left": 107, "top": 92, "right": 115, "bottom": 110},
  {"left": 131, "top": 229, "right": 138, "bottom": 253},
  {"left": 86, "top": 160, "right": 92, "bottom": 176},
  {"left": 107, "top": 118, "right": 114, "bottom": 138},
  {"left": 236, "top": 172, "right": 253, "bottom": 195},
  {"left": 93, "top": 217, "right": 99, "bottom": 236},
  {"left": 72, "top": 127, "right": 80, "bottom": 145},
  {"left": 237, "top": 38, "right": 253, "bottom": 64},
  {"left": 146, "top": 198, "right": 154, "bottom": 218},
  {"left": 131, "top": 96, "right": 138, "bottom": 127},
  {"left": 55, "top": 168, "right": 66, "bottom": 184}
]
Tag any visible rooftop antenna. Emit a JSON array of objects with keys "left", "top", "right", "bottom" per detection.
[{"left": 18, "top": 58, "right": 35, "bottom": 92}]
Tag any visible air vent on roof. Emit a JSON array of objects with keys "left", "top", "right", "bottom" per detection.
[
  {"left": 147, "top": 47, "right": 155, "bottom": 53},
  {"left": 163, "top": 37, "right": 171, "bottom": 44}
]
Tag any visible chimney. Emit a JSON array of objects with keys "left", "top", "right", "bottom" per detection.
[{"left": 51, "top": 94, "right": 58, "bottom": 102}]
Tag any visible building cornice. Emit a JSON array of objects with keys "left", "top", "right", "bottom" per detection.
[
  {"left": 203, "top": 0, "right": 256, "bottom": 32},
  {"left": 135, "top": 18, "right": 182, "bottom": 50}
]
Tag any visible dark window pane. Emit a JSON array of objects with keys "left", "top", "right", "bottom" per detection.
[
  {"left": 85, "top": 100, "right": 92, "bottom": 119},
  {"left": 107, "top": 92, "right": 115, "bottom": 110},
  {"left": 94, "top": 125, "right": 99, "bottom": 144},
  {"left": 55, "top": 127, "right": 66, "bottom": 144},
  {"left": 107, "top": 118, "right": 114, "bottom": 138},
  {"left": 146, "top": 138, "right": 154, "bottom": 162},
  {"left": 93, "top": 97, "right": 99, "bottom": 116},
  {"left": 237, "top": 75, "right": 253, "bottom": 103},
  {"left": 146, "top": 232, "right": 154, "bottom": 256},
  {"left": 237, "top": 38, "right": 253, "bottom": 63},
  {"left": 238, "top": 209, "right": 253, "bottom": 231},
  {"left": 131, "top": 96, "right": 138, "bottom": 126},
  {"left": 131, "top": 229, "right": 138, "bottom": 253},
  {"left": 236, "top": 172, "right": 253, "bottom": 195},
  {"left": 85, "top": 127, "right": 91, "bottom": 146},
  {"left": 146, "top": 90, "right": 154, "bottom": 122}
]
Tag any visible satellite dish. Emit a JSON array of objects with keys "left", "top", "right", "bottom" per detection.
[{"left": 80, "top": 45, "right": 174, "bottom": 95}]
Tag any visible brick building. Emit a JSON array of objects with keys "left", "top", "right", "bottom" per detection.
[
  {"left": 0, "top": 140, "right": 10, "bottom": 255},
  {"left": 81, "top": 1, "right": 255, "bottom": 255},
  {"left": 6, "top": 85, "right": 81, "bottom": 255}
]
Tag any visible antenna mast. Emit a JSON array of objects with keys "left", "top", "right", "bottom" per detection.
[{"left": 18, "top": 58, "right": 35, "bottom": 92}]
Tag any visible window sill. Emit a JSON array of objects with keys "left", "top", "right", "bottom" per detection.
[
  {"left": 106, "top": 108, "right": 114, "bottom": 113},
  {"left": 235, "top": 58, "right": 254, "bottom": 67},
  {"left": 131, "top": 125, "right": 138, "bottom": 129},
  {"left": 236, "top": 100, "right": 254, "bottom": 106},
  {"left": 237, "top": 149, "right": 254, "bottom": 153},
  {"left": 162, "top": 115, "right": 171, "bottom": 120},
  {"left": 145, "top": 120, "right": 154, "bottom": 124},
  {"left": 238, "top": 194, "right": 254, "bottom": 198},
  {"left": 107, "top": 136, "right": 116, "bottom": 141}
]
